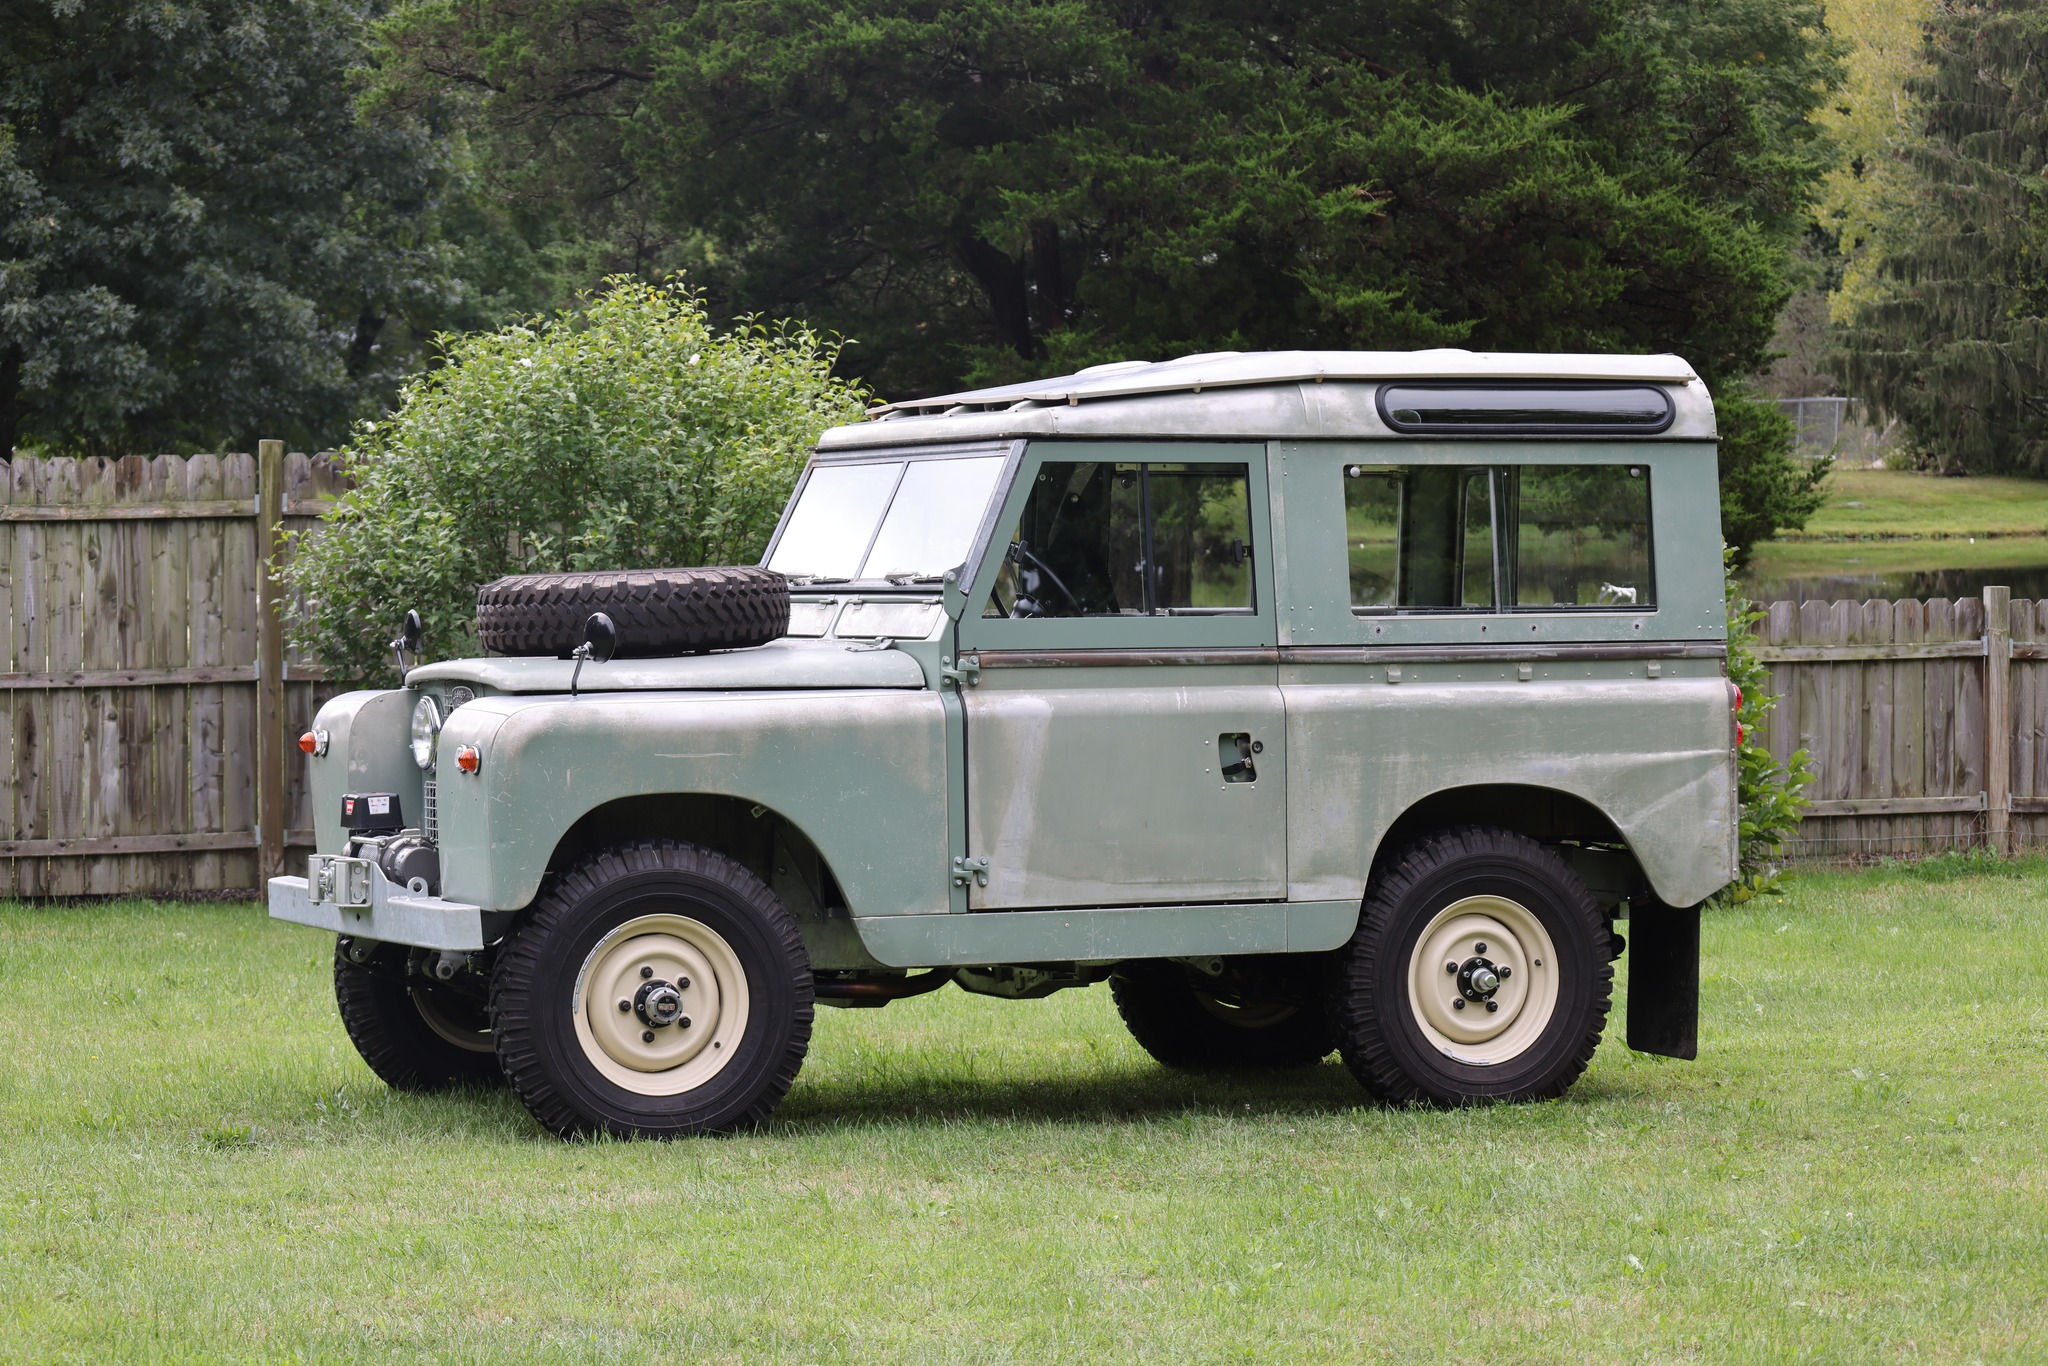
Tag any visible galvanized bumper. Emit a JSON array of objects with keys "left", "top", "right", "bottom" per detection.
[{"left": 268, "top": 854, "right": 489, "bottom": 950}]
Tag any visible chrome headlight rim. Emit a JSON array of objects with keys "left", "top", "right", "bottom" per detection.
[{"left": 410, "top": 695, "right": 442, "bottom": 770}]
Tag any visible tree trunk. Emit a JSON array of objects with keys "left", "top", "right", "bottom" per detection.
[
  {"left": 959, "top": 235, "right": 1039, "bottom": 360},
  {"left": 1030, "top": 219, "right": 1071, "bottom": 336},
  {"left": 0, "top": 346, "right": 23, "bottom": 459}
]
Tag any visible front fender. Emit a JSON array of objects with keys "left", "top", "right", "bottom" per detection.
[{"left": 435, "top": 689, "right": 949, "bottom": 917}]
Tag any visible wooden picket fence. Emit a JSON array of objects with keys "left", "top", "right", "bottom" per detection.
[
  {"left": 0, "top": 446, "right": 2038, "bottom": 896},
  {"left": 0, "top": 445, "right": 350, "bottom": 896},
  {"left": 1754, "top": 587, "right": 2048, "bottom": 862}
]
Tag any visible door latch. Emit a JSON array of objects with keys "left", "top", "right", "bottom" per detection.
[
  {"left": 940, "top": 655, "right": 981, "bottom": 688},
  {"left": 951, "top": 855, "right": 990, "bottom": 887}
]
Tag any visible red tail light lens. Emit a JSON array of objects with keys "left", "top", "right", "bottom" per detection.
[
  {"left": 1736, "top": 722, "right": 1748, "bottom": 746},
  {"left": 1732, "top": 685, "right": 1744, "bottom": 713}
]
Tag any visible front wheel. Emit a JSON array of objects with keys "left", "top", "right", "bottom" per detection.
[
  {"left": 491, "top": 840, "right": 813, "bottom": 1139},
  {"left": 334, "top": 940, "right": 503, "bottom": 1092},
  {"left": 1331, "top": 827, "right": 1612, "bottom": 1106}
]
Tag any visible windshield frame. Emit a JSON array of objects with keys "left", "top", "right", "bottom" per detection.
[{"left": 763, "top": 439, "right": 1024, "bottom": 587}]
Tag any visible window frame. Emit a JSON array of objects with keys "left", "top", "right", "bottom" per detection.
[
  {"left": 957, "top": 441, "right": 1277, "bottom": 651},
  {"left": 761, "top": 439, "right": 1021, "bottom": 585}
]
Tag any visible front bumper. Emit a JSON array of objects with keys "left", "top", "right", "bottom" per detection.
[{"left": 268, "top": 854, "right": 494, "bottom": 950}]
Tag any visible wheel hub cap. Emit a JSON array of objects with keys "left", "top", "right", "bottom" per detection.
[
  {"left": 1408, "top": 895, "right": 1561, "bottom": 1066},
  {"left": 572, "top": 913, "right": 750, "bottom": 1096}
]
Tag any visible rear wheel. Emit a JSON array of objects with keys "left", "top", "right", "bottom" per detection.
[
  {"left": 491, "top": 841, "right": 813, "bottom": 1139},
  {"left": 1111, "top": 958, "right": 1334, "bottom": 1070},
  {"left": 1332, "top": 827, "right": 1611, "bottom": 1105},
  {"left": 334, "top": 940, "right": 502, "bottom": 1091}
]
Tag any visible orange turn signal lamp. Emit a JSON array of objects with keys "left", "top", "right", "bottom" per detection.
[
  {"left": 455, "top": 745, "right": 481, "bottom": 774},
  {"left": 299, "top": 730, "right": 328, "bottom": 757}
]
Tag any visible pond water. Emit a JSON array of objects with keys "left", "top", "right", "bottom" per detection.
[{"left": 1741, "top": 561, "right": 2048, "bottom": 605}]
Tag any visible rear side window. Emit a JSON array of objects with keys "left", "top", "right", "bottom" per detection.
[
  {"left": 1344, "top": 464, "right": 1651, "bottom": 612},
  {"left": 985, "top": 460, "right": 1255, "bottom": 617},
  {"left": 1378, "top": 384, "right": 1675, "bottom": 434}
]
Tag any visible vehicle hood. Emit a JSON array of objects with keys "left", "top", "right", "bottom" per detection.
[{"left": 406, "top": 638, "right": 928, "bottom": 694}]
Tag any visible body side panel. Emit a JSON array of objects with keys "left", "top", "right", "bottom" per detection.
[
  {"left": 1281, "top": 668, "right": 1737, "bottom": 908},
  {"left": 433, "top": 689, "right": 949, "bottom": 917}
]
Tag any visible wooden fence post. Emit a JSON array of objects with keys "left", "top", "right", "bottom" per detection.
[
  {"left": 255, "top": 440, "right": 286, "bottom": 883},
  {"left": 1985, "top": 584, "right": 2012, "bottom": 856}
]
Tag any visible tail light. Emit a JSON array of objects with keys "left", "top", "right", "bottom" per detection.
[
  {"left": 299, "top": 730, "right": 328, "bottom": 756},
  {"left": 1730, "top": 684, "right": 1746, "bottom": 748},
  {"left": 455, "top": 745, "right": 481, "bottom": 774}
]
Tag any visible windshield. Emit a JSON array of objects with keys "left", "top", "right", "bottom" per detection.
[{"left": 767, "top": 454, "right": 1007, "bottom": 581}]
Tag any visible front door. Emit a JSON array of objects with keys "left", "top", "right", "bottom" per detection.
[{"left": 956, "top": 442, "right": 1286, "bottom": 909}]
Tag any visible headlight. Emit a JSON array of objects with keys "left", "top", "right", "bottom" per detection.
[{"left": 411, "top": 695, "right": 442, "bottom": 770}]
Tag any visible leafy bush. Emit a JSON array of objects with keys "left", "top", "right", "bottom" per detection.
[
  {"left": 1721, "top": 552, "right": 1815, "bottom": 902},
  {"left": 282, "top": 279, "right": 869, "bottom": 678}
]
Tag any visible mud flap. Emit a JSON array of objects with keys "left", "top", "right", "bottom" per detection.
[{"left": 1625, "top": 898, "right": 1700, "bottom": 1060}]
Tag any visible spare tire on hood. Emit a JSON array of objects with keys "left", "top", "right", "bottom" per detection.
[{"left": 475, "top": 567, "right": 790, "bottom": 658}]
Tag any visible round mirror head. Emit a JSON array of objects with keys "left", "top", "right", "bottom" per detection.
[
  {"left": 402, "top": 609, "right": 424, "bottom": 652},
  {"left": 583, "top": 612, "right": 618, "bottom": 664}
]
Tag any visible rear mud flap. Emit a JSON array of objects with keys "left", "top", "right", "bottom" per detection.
[{"left": 1626, "top": 899, "right": 1700, "bottom": 1060}]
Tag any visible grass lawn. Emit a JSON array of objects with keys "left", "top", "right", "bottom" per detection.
[
  {"left": 1744, "top": 533, "right": 2048, "bottom": 587},
  {"left": 3, "top": 864, "right": 2045, "bottom": 1362},
  {"left": 1779, "top": 468, "right": 2048, "bottom": 541}
]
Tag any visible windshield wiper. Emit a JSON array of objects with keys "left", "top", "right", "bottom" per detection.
[
  {"left": 786, "top": 575, "right": 852, "bottom": 586},
  {"left": 882, "top": 571, "right": 947, "bottom": 585}
]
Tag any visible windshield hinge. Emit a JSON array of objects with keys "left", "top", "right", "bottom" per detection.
[
  {"left": 940, "top": 654, "right": 981, "bottom": 688},
  {"left": 951, "top": 855, "right": 990, "bottom": 888}
]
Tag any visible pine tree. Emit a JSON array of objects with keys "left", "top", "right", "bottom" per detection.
[{"left": 1838, "top": 0, "right": 2048, "bottom": 473}]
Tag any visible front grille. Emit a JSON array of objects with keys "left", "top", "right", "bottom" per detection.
[{"left": 422, "top": 777, "right": 438, "bottom": 842}]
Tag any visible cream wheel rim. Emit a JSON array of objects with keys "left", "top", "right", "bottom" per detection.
[
  {"left": 411, "top": 987, "right": 494, "bottom": 1054},
  {"left": 572, "top": 913, "right": 750, "bottom": 1096},
  {"left": 1407, "top": 895, "right": 1560, "bottom": 1066}
]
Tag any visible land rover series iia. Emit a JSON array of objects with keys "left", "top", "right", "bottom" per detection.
[{"left": 269, "top": 351, "right": 1736, "bottom": 1138}]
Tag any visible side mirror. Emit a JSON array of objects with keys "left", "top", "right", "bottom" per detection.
[
  {"left": 582, "top": 612, "right": 618, "bottom": 664},
  {"left": 569, "top": 611, "right": 616, "bottom": 699},
  {"left": 391, "top": 608, "right": 426, "bottom": 676}
]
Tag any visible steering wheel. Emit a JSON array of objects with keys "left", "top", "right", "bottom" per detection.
[{"left": 1007, "top": 541, "right": 1084, "bottom": 616}]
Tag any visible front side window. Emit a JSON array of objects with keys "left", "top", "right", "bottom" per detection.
[
  {"left": 985, "top": 460, "right": 1254, "bottom": 617},
  {"left": 1344, "top": 463, "right": 1651, "bottom": 611}
]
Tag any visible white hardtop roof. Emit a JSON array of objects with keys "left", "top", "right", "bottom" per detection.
[{"left": 867, "top": 349, "right": 1700, "bottom": 417}]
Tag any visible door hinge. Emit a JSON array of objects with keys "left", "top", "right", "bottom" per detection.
[
  {"left": 940, "top": 654, "right": 981, "bottom": 688},
  {"left": 951, "top": 855, "right": 990, "bottom": 887}
]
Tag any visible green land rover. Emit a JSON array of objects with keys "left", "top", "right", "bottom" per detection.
[{"left": 269, "top": 351, "right": 1736, "bottom": 1139}]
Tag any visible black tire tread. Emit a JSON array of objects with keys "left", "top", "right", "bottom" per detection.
[
  {"left": 475, "top": 567, "right": 789, "bottom": 658},
  {"left": 490, "top": 839, "right": 814, "bottom": 1139},
  {"left": 1111, "top": 960, "right": 1335, "bottom": 1071},
  {"left": 333, "top": 945, "right": 503, "bottom": 1092},
  {"left": 1332, "top": 825, "right": 1611, "bottom": 1106}
]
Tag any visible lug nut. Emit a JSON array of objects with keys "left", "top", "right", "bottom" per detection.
[
  {"left": 1486, "top": 1001, "right": 1499, "bottom": 1013},
  {"left": 617, "top": 999, "right": 631, "bottom": 1013},
  {"left": 641, "top": 1030, "right": 655, "bottom": 1043},
  {"left": 1453, "top": 999, "right": 1466, "bottom": 1010},
  {"left": 640, "top": 965, "right": 654, "bottom": 979},
  {"left": 678, "top": 1016, "right": 691, "bottom": 1029},
  {"left": 1474, "top": 941, "right": 1488, "bottom": 954},
  {"left": 1446, "top": 962, "right": 1458, "bottom": 974},
  {"left": 1498, "top": 965, "right": 1512, "bottom": 980},
  {"left": 678, "top": 976, "right": 690, "bottom": 990}
]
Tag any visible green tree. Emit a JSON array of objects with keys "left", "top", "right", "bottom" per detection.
[
  {"left": 0, "top": 0, "right": 476, "bottom": 455},
  {"left": 378, "top": 0, "right": 1843, "bottom": 548},
  {"left": 281, "top": 279, "right": 868, "bottom": 679},
  {"left": 1836, "top": 0, "right": 2048, "bottom": 473}
]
